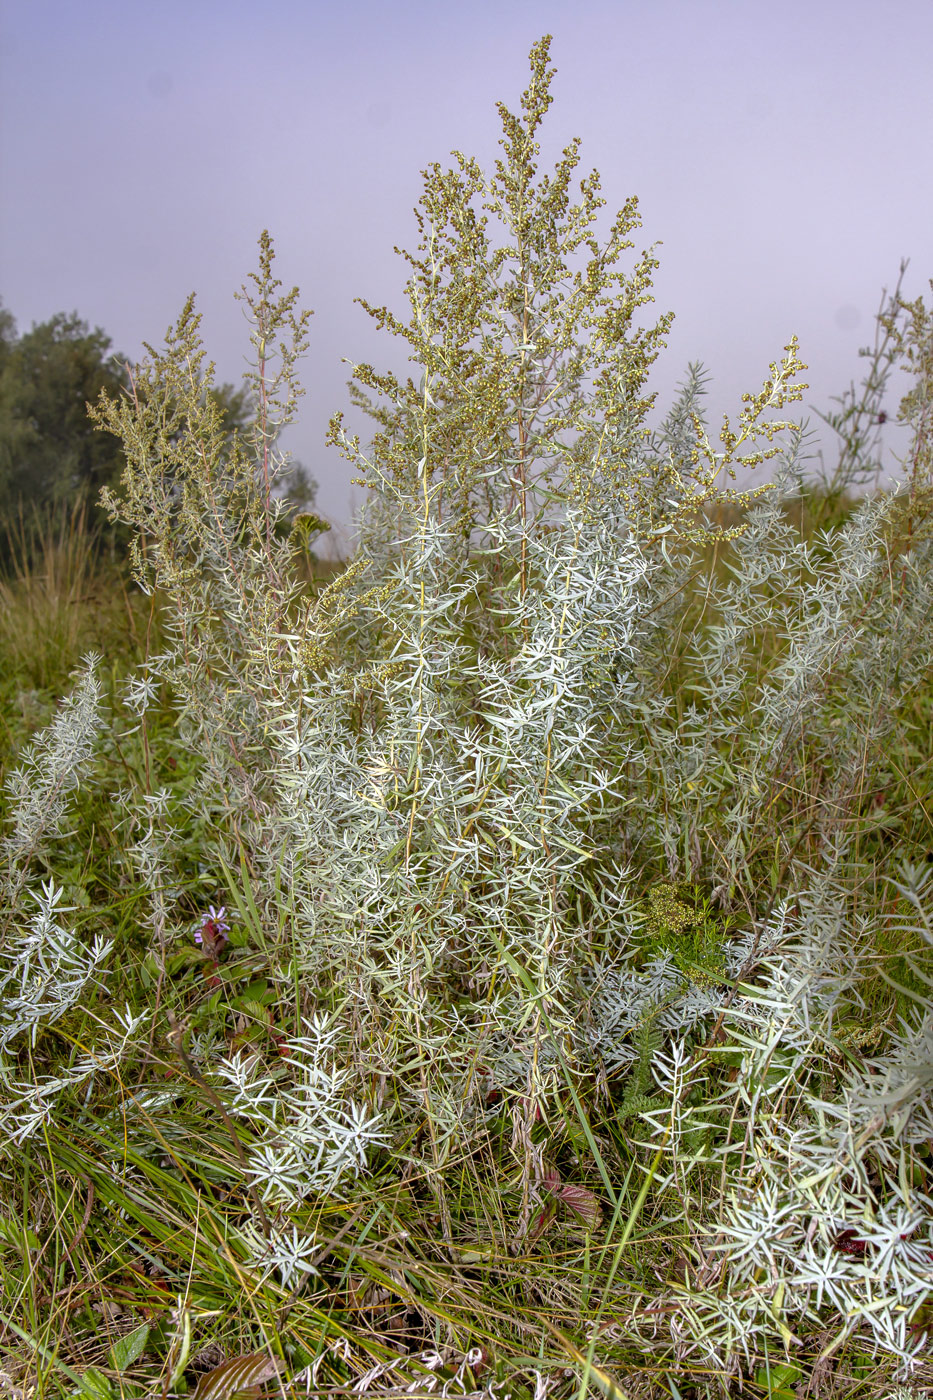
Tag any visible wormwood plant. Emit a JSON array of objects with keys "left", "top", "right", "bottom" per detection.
[{"left": 2, "top": 32, "right": 933, "bottom": 1399}]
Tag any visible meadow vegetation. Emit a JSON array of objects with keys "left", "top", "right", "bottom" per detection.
[{"left": 1, "top": 33, "right": 933, "bottom": 1400}]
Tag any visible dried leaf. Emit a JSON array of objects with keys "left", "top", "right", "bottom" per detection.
[{"left": 191, "top": 1352, "right": 284, "bottom": 1400}]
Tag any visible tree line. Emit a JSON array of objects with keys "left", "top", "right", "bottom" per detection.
[{"left": 0, "top": 299, "right": 321, "bottom": 573}]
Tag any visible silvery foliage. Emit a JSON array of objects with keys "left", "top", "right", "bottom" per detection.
[
  {"left": 287, "top": 1341, "right": 501, "bottom": 1400},
  {"left": 0, "top": 880, "right": 110, "bottom": 1054},
  {"left": 262, "top": 488, "right": 657, "bottom": 1152},
  {"left": 219, "top": 1012, "right": 388, "bottom": 1285},
  {"left": 0, "top": 901, "right": 142, "bottom": 1153},
  {"left": 579, "top": 891, "right": 763, "bottom": 1073},
  {"left": 6, "top": 271, "right": 931, "bottom": 1381},
  {"left": 212, "top": 1011, "right": 388, "bottom": 1207},
  {"left": 612, "top": 456, "right": 933, "bottom": 889},
  {"left": 252, "top": 399, "right": 933, "bottom": 1216},
  {"left": 238, "top": 1217, "right": 323, "bottom": 1293},
  {"left": 2, "top": 652, "right": 104, "bottom": 869},
  {"left": 313, "top": 1346, "right": 501, "bottom": 1400},
  {"left": 0, "top": 654, "right": 134, "bottom": 1156},
  {"left": 118, "top": 688, "right": 185, "bottom": 950},
  {"left": 122, "top": 785, "right": 183, "bottom": 949},
  {"left": 622, "top": 876, "right": 933, "bottom": 1378}
]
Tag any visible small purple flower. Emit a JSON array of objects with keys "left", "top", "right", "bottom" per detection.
[{"left": 195, "top": 905, "right": 230, "bottom": 951}]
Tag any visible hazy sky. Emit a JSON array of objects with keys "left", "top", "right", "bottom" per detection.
[{"left": 2, "top": 0, "right": 931, "bottom": 556}]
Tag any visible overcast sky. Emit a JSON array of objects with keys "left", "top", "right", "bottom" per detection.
[{"left": 2, "top": 0, "right": 931, "bottom": 557}]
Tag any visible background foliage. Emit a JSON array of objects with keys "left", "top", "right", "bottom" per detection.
[{"left": 0, "top": 301, "right": 322, "bottom": 574}]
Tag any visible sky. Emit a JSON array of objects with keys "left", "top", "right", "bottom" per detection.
[{"left": 1, "top": 0, "right": 931, "bottom": 558}]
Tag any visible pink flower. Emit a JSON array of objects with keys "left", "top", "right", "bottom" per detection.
[{"left": 194, "top": 905, "right": 230, "bottom": 953}]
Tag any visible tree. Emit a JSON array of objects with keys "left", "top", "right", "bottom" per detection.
[
  {"left": 0, "top": 300, "right": 290, "bottom": 569},
  {"left": 0, "top": 302, "right": 16, "bottom": 371},
  {"left": 0, "top": 308, "right": 130, "bottom": 519}
]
